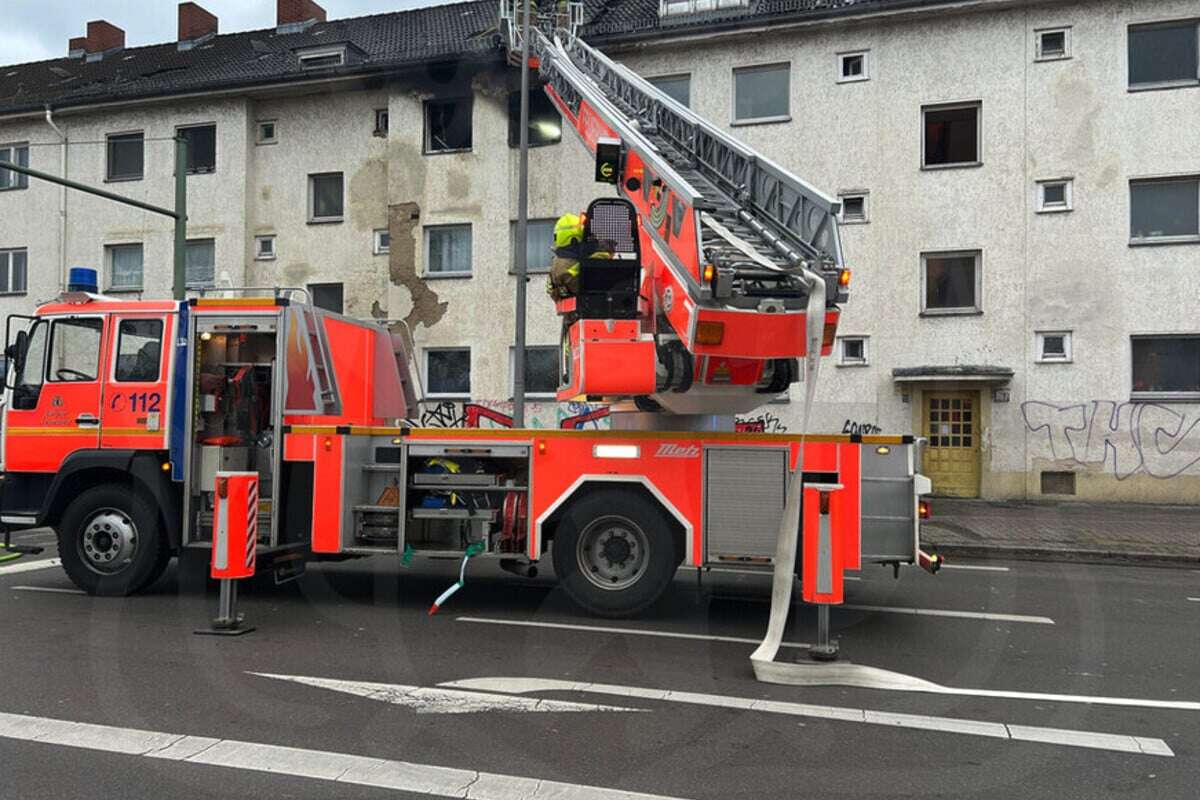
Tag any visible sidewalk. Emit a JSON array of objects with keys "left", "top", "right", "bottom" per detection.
[{"left": 921, "top": 498, "right": 1200, "bottom": 567}]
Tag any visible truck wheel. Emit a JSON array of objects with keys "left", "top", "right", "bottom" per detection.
[
  {"left": 57, "top": 484, "right": 167, "bottom": 596},
  {"left": 552, "top": 488, "right": 678, "bottom": 618}
]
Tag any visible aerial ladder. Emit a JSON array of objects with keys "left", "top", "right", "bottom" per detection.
[{"left": 501, "top": 0, "right": 850, "bottom": 420}]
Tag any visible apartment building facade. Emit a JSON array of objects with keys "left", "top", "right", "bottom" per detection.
[{"left": 0, "top": 0, "right": 1197, "bottom": 502}]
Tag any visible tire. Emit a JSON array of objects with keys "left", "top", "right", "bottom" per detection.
[
  {"left": 552, "top": 488, "right": 679, "bottom": 618},
  {"left": 57, "top": 483, "right": 167, "bottom": 596}
]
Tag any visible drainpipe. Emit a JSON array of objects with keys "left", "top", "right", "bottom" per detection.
[{"left": 44, "top": 107, "right": 68, "bottom": 292}]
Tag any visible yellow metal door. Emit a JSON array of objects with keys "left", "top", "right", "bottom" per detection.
[{"left": 923, "top": 391, "right": 981, "bottom": 498}]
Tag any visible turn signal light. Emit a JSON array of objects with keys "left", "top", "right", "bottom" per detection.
[
  {"left": 918, "top": 500, "right": 931, "bottom": 520},
  {"left": 695, "top": 321, "right": 724, "bottom": 345},
  {"left": 703, "top": 264, "right": 715, "bottom": 284},
  {"left": 838, "top": 268, "right": 851, "bottom": 288}
]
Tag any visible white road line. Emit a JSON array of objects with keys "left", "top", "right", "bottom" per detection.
[
  {"left": 841, "top": 604, "right": 1054, "bottom": 625},
  {"left": 441, "top": 678, "right": 1173, "bottom": 759},
  {"left": 0, "top": 558, "right": 61, "bottom": 577},
  {"left": 0, "top": 710, "right": 685, "bottom": 799},
  {"left": 940, "top": 564, "right": 1011, "bottom": 572},
  {"left": 9, "top": 585, "right": 85, "bottom": 595},
  {"left": 749, "top": 661, "right": 1200, "bottom": 712},
  {"left": 250, "top": 672, "right": 641, "bottom": 714},
  {"left": 455, "top": 616, "right": 811, "bottom": 649}
]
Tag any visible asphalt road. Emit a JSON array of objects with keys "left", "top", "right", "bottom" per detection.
[{"left": 1, "top": 528, "right": 1198, "bottom": 799}]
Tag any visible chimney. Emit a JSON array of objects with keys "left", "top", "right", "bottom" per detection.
[
  {"left": 178, "top": 2, "right": 218, "bottom": 44},
  {"left": 68, "top": 36, "right": 88, "bottom": 58},
  {"left": 277, "top": 0, "right": 327, "bottom": 29},
  {"left": 85, "top": 20, "right": 125, "bottom": 54}
]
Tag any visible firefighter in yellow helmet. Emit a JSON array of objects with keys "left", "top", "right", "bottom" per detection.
[{"left": 547, "top": 213, "right": 584, "bottom": 300}]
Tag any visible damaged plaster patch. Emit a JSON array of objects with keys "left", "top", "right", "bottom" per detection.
[{"left": 389, "top": 201, "right": 448, "bottom": 331}]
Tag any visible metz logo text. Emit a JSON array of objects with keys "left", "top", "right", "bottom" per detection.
[{"left": 655, "top": 443, "right": 700, "bottom": 458}]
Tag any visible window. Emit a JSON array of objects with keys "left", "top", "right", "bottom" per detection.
[
  {"left": 47, "top": 317, "right": 103, "bottom": 383},
  {"left": 1036, "top": 331, "right": 1072, "bottom": 363},
  {"left": 374, "top": 109, "right": 389, "bottom": 137},
  {"left": 510, "top": 219, "right": 556, "bottom": 273},
  {"left": 15, "top": 320, "right": 47, "bottom": 390},
  {"left": 374, "top": 229, "right": 390, "bottom": 255},
  {"left": 1130, "top": 176, "right": 1199, "bottom": 243},
  {"left": 839, "top": 193, "right": 868, "bottom": 224},
  {"left": 511, "top": 345, "right": 559, "bottom": 397},
  {"left": 106, "top": 243, "right": 144, "bottom": 291},
  {"left": 1035, "top": 28, "right": 1071, "bottom": 61},
  {"left": 106, "top": 132, "right": 144, "bottom": 181},
  {"left": 838, "top": 51, "right": 869, "bottom": 83},
  {"left": 648, "top": 74, "right": 691, "bottom": 107},
  {"left": 0, "top": 249, "right": 27, "bottom": 295},
  {"left": 922, "top": 103, "right": 980, "bottom": 168},
  {"left": 114, "top": 319, "right": 163, "bottom": 382},
  {"left": 308, "top": 172, "right": 344, "bottom": 223},
  {"left": 425, "top": 98, "right": 473, "bottom": 154},
  {"left": 1037, "top": 178, "right": 1073, "bottom": 212},
  {"left": 1129, "top": 20, "right": 1199, "bottom": 89},
  {"left": 308, "top": 283, "right": 344, "bottom": 314},
  {"left": 1131, "top": 335, "right": 1200, "bottom": 399},
  {"left": 732, "top": 63, "right": 790, "bottom": 124},
  {"left": 0, "top": 143, "right": 29, "bottom": 190},
  {"left": 255, "top": 235, "right": 276, "bottom": 260},
  {"left": 921, "top": 250, "right": 981, "bottom": 314},
  {"left": 660, "top": 0, "right": 748, "bottom": 15},
  {"left": 256, "top": 121, "right": 277, "bottom": 145},
  {"left": 508, "top": 91, "right": 562, "bottom": 147},
  {"left": 837, "top": 336, "right": 868, "bottom": 366},
  {"left": 425, "top": 224, "right": 472, "bottom": 276},
  {"left": 298, "top": 48, "right": 345, "bottom": 69},
  {"left": 186, "top": 239, "right": 215, "bottom": 287},
  {"left": 177, "top": 124, "right": 216, "bottom": 174},
  {"left": 425, "top": 348, "right": 471, "bottom": 398}
]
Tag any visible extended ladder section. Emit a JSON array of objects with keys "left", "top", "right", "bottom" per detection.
[{"left": 501, "top": 3, "right": 847, "bottom": 312}]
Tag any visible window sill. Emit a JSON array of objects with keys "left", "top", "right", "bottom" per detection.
[
  {"left": 839, "top": 218, "right": 869, "bottom": 225},
  {"left": 1035, "top": 358, "right": 1072, "bottom": 364},
  {"left": 254, "top": 255, "right": 277, "bottom": 261},
  {"left": 105, "top": 176, "right": 144, "bottom": 183},
  {"left": 256, "top": 140, "right": 278, "bottom": 147},
  {"left": 1129, "top": 235, "right": 1200, "bottom": 247},
  {"left": 919, "top": 308, "right": 983, "bottom": 317},
  {"left": 374, "top": 250, "right": 390, "bottom": 257},
  {"left": 308, "top": 217, "right": 344, "bottom": 225},
  {"left": 0, "top": 291, "right": 28, "bottom": 296},
  {"left": 106, "top": 287, "right": 143, "bottom": 294},
  {"left": 731, "top": 115, "right": 792, "bottom": 127},
  {"left": 507, "top": 140, "right": 562, "bottom": 150},
  {"left": 836, "top": 75, "right": 870, "bottom": 84},
  {"left": 185, "top": 169, "right": 216, "bottom": 176},
  {"left": 508, "top": 269, "right": 551, "bottom": 276},
  {"left": 1034, "top": 54, "right": 1071, "bottom": 63},
  {"left": 836, "top": 361, "right": 869, "bottom": 368},
  {"left": 921, "top": 162, "right": 983, "bottom": 171},
  {"left": 1036, "top": 206, "right": 1072, "bottom": 214},
  {"left": 423, "top": 272, "right": 473, "bottom": 280},
  {"left": 0, "top": 186, "right": 29, "bottom": 192},
  {"left": 424, "top": 395, "right": 470, "bottom": 402},
  {"left": 1128, "top": 80, "right": 1199, "bottom": 93},
  {"left": 1131, "top": 392, "right": 1200, "bottom": 403},
  {"left": 423, "top": 148, "right": 473, "bottom": 156}
]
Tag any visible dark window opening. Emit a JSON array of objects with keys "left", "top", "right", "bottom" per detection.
[
  {"left": 178, "top": 124, "right": 216, "bottom": 174},
  {"left": 1130, "top": 177, "right": 1200, "bottom": 240},
  {"left": 923, "top": 104, "right": 980, "bottom": 167},
  {"left": 308, "top": 283, "right": 344, "bottom": 314},
  {"left": 425, "top": 98, "right": 473, "bottom": 153},
  {"left": 508, "top": 90, "right": 562, "bottom": 148},
  {"left": 924, "top": 252, "right": 978, "bottom": 312},
  {"left": 1132, "top": 336, "right": 1200, "bottom": 396},
  {"left": 374, "top": 109, "right": 389, "bottom": 136},
  {"left": 649, "top": 74, "right": 691, "bottom": 107},
  {"left": 426, "top": 349, "right": 471, "bottom": 396},
  {"left": 309, "top": 173, "right": 344, "bottom": 222},
  {"left": 517, "top": 346, "right": 559, "bottom": 395},
  {"left": 1129, "top": 21, "right": 1199, "bottom": 87},
  {"left": 115, "top": 319, "right": 163, "bottom": 382},
  {"left": 1041, "top": 471, "right": 1076, "bottom": 495}
]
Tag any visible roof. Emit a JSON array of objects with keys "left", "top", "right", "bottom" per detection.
[
  {"left": 0, "top": 0, "right": 977, "bottom": 117},
  {"left": 0, "top": 1, "right": 501, "bottom": 117}
]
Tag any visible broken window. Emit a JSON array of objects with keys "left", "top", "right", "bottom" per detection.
[
  {"left": 425, "top": 98, "right": 473, "bottom": 153},
  {"left": 508, "top": 91, "right": 561, "bottom": 147},
  {"left": 922, "top": 103, "right": 980, "bottom": 167},
  {"left": 178, "top": 124, "right": 216, "bottom": 174}
]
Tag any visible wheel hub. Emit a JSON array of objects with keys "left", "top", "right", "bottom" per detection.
[
  {"left": 576, "top": 516, "right": 648, "bottom": 592},
  {"left": 80, "top": 509, "right": 138, "bottom": 575}
]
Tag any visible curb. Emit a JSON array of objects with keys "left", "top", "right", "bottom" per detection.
[{"left": 926, "top": 542, "right": 1200, "bottom": 570}]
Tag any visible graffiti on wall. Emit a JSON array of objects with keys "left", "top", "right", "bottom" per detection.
[
  {"left": 1021, "top": 400, "right": 1200, "bottom": 480},
  {"left": 842, "top": 419, "right": 883, "bottom": 436},
  {"left": 734, "top": 410, "right": 789, "bottom": 433},
  {"left": 410, "top": 400, "right": 612, "bottom": 430}
]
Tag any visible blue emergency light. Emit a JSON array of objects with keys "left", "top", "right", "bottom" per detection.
[{"left": 67, "top": 267, "right": 99, "bottom": 294}]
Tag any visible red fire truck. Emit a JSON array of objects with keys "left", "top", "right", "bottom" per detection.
[{"left": 0, "top": 14, "right": 934, "bottom": 617}]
